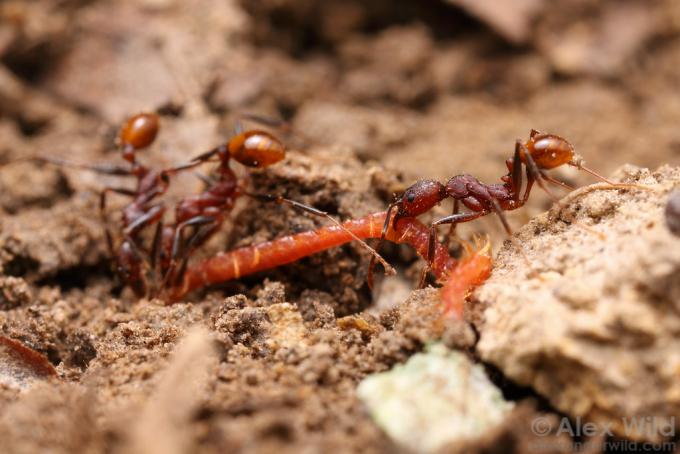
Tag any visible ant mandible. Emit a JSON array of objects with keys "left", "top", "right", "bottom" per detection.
[{"left": 368, "top": 129, "right": 647, "bottom": 287}]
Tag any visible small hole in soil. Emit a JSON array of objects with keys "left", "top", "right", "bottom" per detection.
[
  {"left": 16, "top": 115, "right": 50, "bottom": 137},
  {"left": 3, "top": 255, "right": 41, "bottom": 278},
  {"left": 36, "top": 262, "right": 113, "bottom": 292}
]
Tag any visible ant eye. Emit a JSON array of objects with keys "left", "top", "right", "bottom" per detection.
[{"left": 407, "top": 192, "right": 415, "bottom": 203}]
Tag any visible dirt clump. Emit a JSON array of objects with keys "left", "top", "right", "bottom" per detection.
[{"left": 475, "top": 165, "right": 680, "bottom": 441}]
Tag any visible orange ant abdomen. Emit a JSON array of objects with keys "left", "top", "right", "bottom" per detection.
[
  {"left": 228, "top": 130, "right": 285, "bottom": 168},
  {"left": 119, "top": 113, "right": 160, "bottom": 151},
  {"left": 523, "top": 133, "right": 574, "bottom": 169}
]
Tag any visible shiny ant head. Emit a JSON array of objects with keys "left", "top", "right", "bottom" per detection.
[
  {"left": 118, "top": 113, "right": 160, "bottom": 161},
  {"left": 522, "top": 130, "right": 575, "bottom": 170},
  {"left": 228, "top": 130, "right": 285, "bottom": 168},
  {"left": 396, "top": 179, "right": 447, "bottom": 221}
]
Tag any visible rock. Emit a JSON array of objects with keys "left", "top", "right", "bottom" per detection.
[
  {"left": 358, "top": 342, "right": 513, "bottom": 453},
  {"left": 476, "top": 165, "right": 680, "bottom": 441}
]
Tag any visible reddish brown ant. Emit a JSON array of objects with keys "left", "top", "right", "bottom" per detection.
[
  {"left": 368, "top": 129, "right": 649, "bottom": 287},
  {"left": 7, "top": 112, "right": 205, "bottom": 295},
  {"left": 6, "top": 112, "right": 391, "bottom": 297},
  {"left": 156, "top": 117, "right": 393, "bottom": 294}
]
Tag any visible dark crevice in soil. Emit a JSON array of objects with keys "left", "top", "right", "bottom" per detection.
[
  {"left": 35, "top": 261, "right": 115, "bottom": 292},
  {"left": 2, "top": 38, "right": 69, "bottom": 85},
  {"left": 241, "top": 0, "right": 482, "bottom": 57},
  {"left": 15, "top": 115, "right": 51, "bottom": 137},
  {"left": 3, "top": 255, "right": 41, "bottom": 278},
  {"left": 482, "top": 360, "right": 549, "bottom": 405}
]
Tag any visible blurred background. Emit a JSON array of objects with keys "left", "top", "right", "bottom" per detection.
[{"left": 1, "top": 0, "right": 680, "bottom": 226}]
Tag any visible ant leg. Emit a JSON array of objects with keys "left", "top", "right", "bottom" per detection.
[
  {"left": 520, "top": 144, "right": 564, "bottom": 206},
  {"left": 163, "top": 216, "right": 217, "bottom": 288},
  {"left": 488, "top": 198, "right": 534, "bottom": 265},
  {"left": 170, "top": 222, "right": 220, "bottom": 288},
  {"left": 443, "top": 199, "right": 461, "bottom": 252},
  {"left": 539, "top": 171, "right": 575, "bottom": 191},
  {"left": 488, "top": 199, "right": 514, "bottom": 236},
  {"left": 421, "top": 210, "right": 488, "bottom": 288},
  {"left": 245, "top": 192, "right": 395, "bottom": 277},
  {"left": 118, "top": 205, "right": 167, "bottom": 287},
  {"left": 150, "top": 220, "right": 164, "bottom": 277},
  {"left": 117, "top": 239, "right": 150, "bottom": 297},
  {"left": 180, "top": 145, "right": 226, "bottom": 167},
  {"left": 162, "top": 159, "right": 209, "bottom": 175},
  {"left": 170, "top": 216, "right": 216, "bottom": 264},
  {"left": 511, "top": 141, "right": 524, "bottom": 202},
  {"left": 368, "top": 201, "right": 399, "bottom": 288},
  {"left": 100, "top": 187, "right": 137, "bottom": 257},
  {"left": 193, "top": 171, "right": 216, "bottom": 188},
  {"left": 522, "top": 146, "right": 606, "bottom": 239},
  {"left": 24, "top": 156, "right": 133, "bottom": 176},
  {"left": 124, "top": 204, "right": 165, "bottom": 238}
]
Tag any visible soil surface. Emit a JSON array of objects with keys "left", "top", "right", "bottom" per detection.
[{"left": 1, "top": 0, "right": 680, "bottom": 453}]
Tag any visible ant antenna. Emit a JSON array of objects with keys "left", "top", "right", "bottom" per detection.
[
  {"left": 245, "top": 193, "right": 396, "bottom": 276},
  {"left": 2, "top": 155, "right": 133, "bottom": 176},
  {"left": 568, "top": 155, "right": 654, "bottom": 190},
  {"left": 523, "top": 151, "right": 607, "bottom": 240}
]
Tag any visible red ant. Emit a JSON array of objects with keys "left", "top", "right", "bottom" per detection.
[
  {"left": 166, "top": 208, "right": 492, "bottom": 319},
  {"left": 15, "top": 113, "right": 201, "bottom": 295},
  {"left": 155, "top": 116, "right": 394, "bottom": 296},
  {"left": 4, "top": 113, "right": 490, "bottom": 311},
  {"left": 368, "top": 129, "right": 649, "bottom": 287},
  {"left": 8, "top": 112, "right": 392, "bottom": 298}
]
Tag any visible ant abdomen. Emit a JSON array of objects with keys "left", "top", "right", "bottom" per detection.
[
  {"left": 524, "top": 133, "right": 574, "bottom": 169},
  {"left": 228, "top": 130, "right": 285, "bottom": 168},
  {"left": 118, "top": 113, "right": 160, "bottom": 151}
]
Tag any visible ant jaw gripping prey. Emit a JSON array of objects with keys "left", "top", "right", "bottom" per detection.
[
  {"left": 370, "top": 129, "right": 662, "bottom": 293},
  {"left": 168, "top": 211, "right": 459, "bottom": 301}
]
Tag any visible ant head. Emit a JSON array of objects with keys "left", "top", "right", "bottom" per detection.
[
  {"left": 397, "top": 179, "right": 447, "bottom": 218},
  {"left": 118, "top": 113, "right": 160, "bottom": 157},
  {"left": 524, "top": 132, "right": 574, "bottom": 170},
  {"left": 228, "top": 130, "right": 285, "bottom": 168}
]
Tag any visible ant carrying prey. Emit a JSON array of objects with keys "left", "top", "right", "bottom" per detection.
[
  {"left": 152, "top": 116, "right": 393, "bottom": 296},
  {"left": 11, "top": 112, "right": 204, "bottom": 295},
  {"left": 7, "top": 112, "right": 393, "bottom": 297},
  {"left": 368, "top": 129, "right": 650, "bottom": 287}
]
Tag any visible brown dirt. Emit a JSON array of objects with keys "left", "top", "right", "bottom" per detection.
[{"left": 1, "top": 0, "right": 679, "bottom": 452}]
